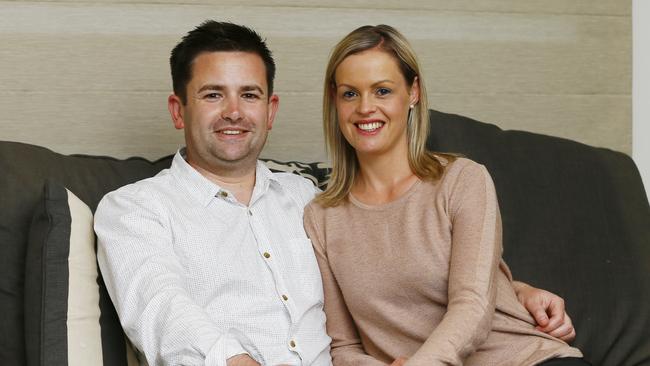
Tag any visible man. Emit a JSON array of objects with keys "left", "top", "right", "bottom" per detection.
[{"left": 95, "top": 21, "right": 575, "bottom": 366}]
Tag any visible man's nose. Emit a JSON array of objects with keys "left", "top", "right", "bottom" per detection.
[{"left": 222, "top": 97, "right": 241, "bottom": 121}]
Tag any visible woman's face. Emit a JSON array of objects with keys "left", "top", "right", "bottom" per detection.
[{"left": 334, "top": 49, "right": 418, "bottom": 158}]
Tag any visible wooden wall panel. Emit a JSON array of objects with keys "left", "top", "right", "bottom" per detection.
[
  {"left": 0, "top": 91, "right": 183, "bottom": 158},
  {"left": 0, "top": 1, "right": 631, "bottom": 161},
  {"left": 5, "top": 0, "right": 630, "bottom": 16},
  {"left": 431, "top": 94, "right": 631, "bottom": 153}
]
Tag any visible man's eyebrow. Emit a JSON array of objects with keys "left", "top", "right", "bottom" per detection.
[
  {"left": 241, "top": 85, "right": 265, "bottom": 95},
  {"left": 197, "top": 84, "right": 224, "bottom": 93},
  {"left": 196, "top": 84, "right": 265, "bottom": 95}
]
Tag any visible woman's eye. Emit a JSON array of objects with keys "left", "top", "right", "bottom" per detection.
[
  {"left": 342, "top": 90, "right": 357, "bottom": 99},
  {"left": 377, "top": 88, "right": 391, "bottom": 96}
]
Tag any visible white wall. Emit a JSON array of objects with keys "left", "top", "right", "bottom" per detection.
[{"left": 634, "top": 0, "right": 650, "bottom": 198}]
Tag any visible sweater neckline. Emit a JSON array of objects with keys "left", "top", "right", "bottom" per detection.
[{"left": 348, "top": 179, "right": 423, "bottom": 211}]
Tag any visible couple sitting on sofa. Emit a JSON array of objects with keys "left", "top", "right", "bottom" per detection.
[{"left": 94, "top": 20, "right": 587, "bottom": 365}]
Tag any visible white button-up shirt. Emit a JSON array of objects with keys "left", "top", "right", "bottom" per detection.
[{"left": 95, "top": 150, "right": 332, "bottom": 366}]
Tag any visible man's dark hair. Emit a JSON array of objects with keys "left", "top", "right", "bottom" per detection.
[{"left": 170, "top": 20, "right": 276, "bottom": 104}]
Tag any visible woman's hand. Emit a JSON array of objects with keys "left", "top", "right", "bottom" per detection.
[
  {"left": 227, "top": 354, "right": 260, "bottom": 366},
  {"left": 513, "top": 281, "right": 576, "bottom": 342},
  {"left": 389, "top": 357, "right": 408, "bottom": 366}
]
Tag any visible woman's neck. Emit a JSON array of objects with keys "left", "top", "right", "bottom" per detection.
[{"left": 353, "top": 145, "right": 419, "bottom": 205}]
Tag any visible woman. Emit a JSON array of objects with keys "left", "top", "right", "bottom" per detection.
[{"left": 303, "top": 25, "right": 588, "bottom": 365}]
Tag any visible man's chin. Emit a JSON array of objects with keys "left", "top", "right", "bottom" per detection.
[{"left": 212, "top": 149, "right": 261, "bottom": 167}]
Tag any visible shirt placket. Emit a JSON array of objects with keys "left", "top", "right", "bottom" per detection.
[{"left": 247, "top": 197, "right": 305, "bottom": 364}]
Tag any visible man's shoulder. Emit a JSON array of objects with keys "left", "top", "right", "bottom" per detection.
[
  {"left": 271, "top": 170, "right": 313, "bottom": 186},
  {"left": 98, "top": 168, "right": 174, "bottom": 210},
  {"left": 270, "top": 171, "right": 319, "bottom": 205}
]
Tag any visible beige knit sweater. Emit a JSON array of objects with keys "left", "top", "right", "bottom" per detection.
[{"left": 304, "top": 158, "right": 582, "bottom": 366}]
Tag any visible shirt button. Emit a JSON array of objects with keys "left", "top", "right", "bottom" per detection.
[
  {"left": 263, "top": 252, "right": 271, "bottom": 258},
  {"left": 289, "top": 340, "right": 296, "bottom": 348},
  {"left": 248, "top": 210, "right": 253, "bottom": 216},
  {"left": 282, "top": 294, "right": 288, "bottom": 301}
]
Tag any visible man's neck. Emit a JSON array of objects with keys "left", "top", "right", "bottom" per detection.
[{"left": 188, "top": 159, "right": 258, "bottom": 206}]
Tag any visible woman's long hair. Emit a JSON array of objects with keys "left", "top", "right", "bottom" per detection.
[{"left": 316, "top": 24, "right": 455, "bottom": 207}]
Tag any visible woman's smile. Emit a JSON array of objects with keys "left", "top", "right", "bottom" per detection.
[{"left": 355, "top": 120, "right": 385, "bottom": 134}]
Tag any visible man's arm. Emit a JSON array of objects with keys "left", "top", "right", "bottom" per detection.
[
  {"left": 95, "top": 189, "right": 255, "bottom": 366},
  {"left": 512, "top": 281, "right": 576, "bottom": 342}
]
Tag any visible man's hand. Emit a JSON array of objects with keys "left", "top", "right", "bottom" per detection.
[
  {"left": 513, "top": 281, "right": 576, "bottom": 342},
  {"left": 390, "top": 357, "right": 408, "bottom": 366},
  {"left": 227, "top": 354, "right": 260, "bottom": 366}
]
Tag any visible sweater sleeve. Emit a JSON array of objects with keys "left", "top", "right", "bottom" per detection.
[
  {"left": 304, "top": 204, "right": 388, "bottom": 366},
  {"left": 406, "top": 162, "right": 501, "bottom": 366}
]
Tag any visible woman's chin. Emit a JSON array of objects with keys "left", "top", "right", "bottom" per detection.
[{"left": 352, "top": 144, "right": 387, "bottom": 157}]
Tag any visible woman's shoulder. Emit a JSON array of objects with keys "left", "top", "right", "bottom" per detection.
[
  {"left": 305, "top": 195, "right": 351, "bottom": 217},
  {"left": 304, "top": 198, "right": 324, "bottom": 216},
  {"left": 437, "top": 156, "right": 490, "bottom": 185},
  {"left": 305, "top": 197, "right": 334, "bottom": 223}
]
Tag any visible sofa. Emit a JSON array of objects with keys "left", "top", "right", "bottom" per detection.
[{"left": 1, "top": 109, "right": 649, "bottom": 366}]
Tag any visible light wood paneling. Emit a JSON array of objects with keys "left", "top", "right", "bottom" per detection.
[
  {"left": 0, "top": 1, "right": 631, "bottom": 162},
  {"left": 3, "top": 0, "right": 630, "bottom": 16},
  {"left": 0, "top": 33, "right": 631, "bottom": 94},
  {"left": 0, "top": 91, "right": 183, "bottom": 159},
  {"left": 430, "top": 94, "right": 632, "bottom": 154}
]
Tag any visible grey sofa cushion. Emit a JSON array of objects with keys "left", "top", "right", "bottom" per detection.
[
  {"left": 25, "top": 181, "right": 139, "bottom": 366},
  {"left": 426, "top": 109, "right": 650, "bottom": 366}
]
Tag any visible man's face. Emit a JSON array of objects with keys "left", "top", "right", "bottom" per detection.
[{"left": 168, "top": 51, "right": 279, "bottom": 174}]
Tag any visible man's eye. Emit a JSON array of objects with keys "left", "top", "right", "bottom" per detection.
[
  {"left": 242, "top": 93, "right": 260, "bottom": 99},
  {"left": 376, "top": 88, "right": 391, "bottom": 96},
  {"left": 204, "top": 93, "right": 221, "bottom": 99}
]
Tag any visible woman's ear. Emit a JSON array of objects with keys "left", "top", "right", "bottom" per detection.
[{"left": 409, "top": 76, "right": 420, "bottom": 107}]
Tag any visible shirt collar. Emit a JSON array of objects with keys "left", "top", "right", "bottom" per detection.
[{"left": 170, "top": 148, "right": 280, "bottom": 207}]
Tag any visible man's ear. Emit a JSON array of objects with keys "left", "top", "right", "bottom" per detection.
[
  {"left": 409, "top": 76, "right": 420, "bottom": 107},
  {"left": 266, "top": 94, "right": 280, "bottom": 130},
  {"left": 168, "top": 94, "right": 185, "bottom": 130}
]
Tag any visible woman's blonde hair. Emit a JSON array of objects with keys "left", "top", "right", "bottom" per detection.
[{"left": 317, "top": 24, "right": 454, "bottom": 206}]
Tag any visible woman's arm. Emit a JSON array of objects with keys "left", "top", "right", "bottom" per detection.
[
  {"left": 304, "top": 204, "right": 387, "bottom": 366},
  {"left": 512, "top": 281, "right": 576, "bottom": 341},
  {"left": 406, "top": 163, "right": 501, "bottom": 366}
]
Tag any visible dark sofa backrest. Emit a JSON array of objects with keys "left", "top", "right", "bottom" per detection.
[{"left": 427, "top": 109, "right": 650, "bottom": 366}]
